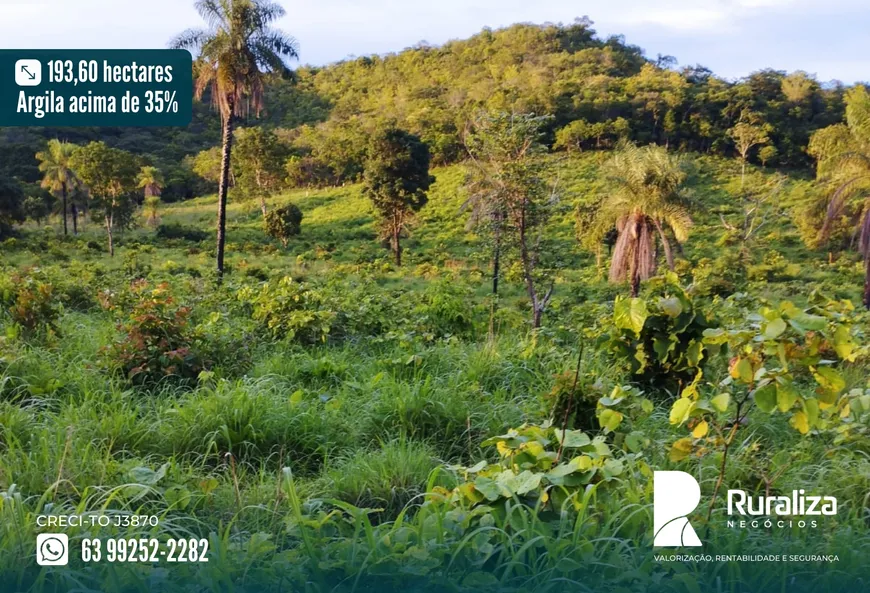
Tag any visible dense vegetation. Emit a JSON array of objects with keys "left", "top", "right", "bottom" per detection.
[{"left": 2, "top": 6, "right": 870, "bottom": 593}]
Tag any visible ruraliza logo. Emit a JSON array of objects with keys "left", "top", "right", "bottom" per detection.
[{"left": 653, "top": 471, "right": 702, "bottom": 547}]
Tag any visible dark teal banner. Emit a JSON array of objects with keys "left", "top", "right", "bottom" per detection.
[{"left": 0, "top": 49, "right": 192, "bottom": 127}]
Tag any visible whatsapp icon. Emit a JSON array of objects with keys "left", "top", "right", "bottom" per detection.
[{"left": 36, "top": 533, "right": 69, "bottom": 566}]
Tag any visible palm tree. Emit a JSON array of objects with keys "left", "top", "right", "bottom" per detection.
[
  {"left": 137, "top": 166, "right": 164, "bottom": 199},
  {"left": 811, "top": 85, "right": 870, "bottom": 308},
  {"left": 36, "top": 139, "right": 79, "bottom": 236},
  {"left": 582, "top": 143, "right": 692, "bottom": 296},
  {"left": 171, "top": 0, "right": 298, "bottom": 278}
]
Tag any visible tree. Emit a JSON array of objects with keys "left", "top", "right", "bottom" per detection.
[
  {"left": 758, "top": 145, "right": 778, "bottom": 167},
  {"left": 581, "top": 142, "right": 692, "bottom": 297},
  {"left": 36, "top": 139, "right": 79, "bottom": 236},
  {"left": 0, "top": 178, "right": 25, "bottom": 237},
  {"left": 810, "top": 85, "right": 870, "bottom": 308},
  {"left": 22, "top": 189, "right": 54, "bottom": 226},
  {"left": 137, "top": 166, "right": 164, "bottom": 199},
  {"left": 71, "top": 142, "right": 138, "bottom": 256},
  {"left": 234, "top": 126, "right": 287, "bottom": 218},
  {"left": 363, "top": 128, "right": 434, "bottom": 267},
  {"left": 172, "top": 0, "right": 298, "bottom": 278},
  {"left": 464, "top": 111, "right": 558, "bottom": 328},
  {"left": 191, "top": 147, "right": 225, "bottom": 186},
  {"left": 265, "top": 203, "right": 303, "bottom": 246},
  {"left": 729, "top": 112, "right": 770, "bottom": 188},
  {"left": 554, "top": 119, "right": 594, "bottom": 152}
]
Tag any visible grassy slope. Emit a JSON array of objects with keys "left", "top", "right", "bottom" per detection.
[{"left": 2, "top": 152, "right": 869, "bottom": 592}]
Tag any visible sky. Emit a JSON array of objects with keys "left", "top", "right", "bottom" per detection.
[{"left": 0, "top": 0, "right": 867, "bottom": 83}]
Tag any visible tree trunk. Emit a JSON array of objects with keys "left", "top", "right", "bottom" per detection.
[
  {"left": 864, "top": 255, "right": 870, "bottom": 310},
  {"left": 393, "top": 225, "right": 402, "bottom": 267},
  {"left": 630, "top": 217, "right": 642, "bottom": 297},
  {"left": 61, "top": 182, "right": 68, "bottom": 236},
  {"left": 532, "top": 307, "right": 543, "bottom": 329},
  {"left": 105, "top": 214, "right": 114, "bottom": 257},
  {"left": 517, "top": 201, "right": 552, "bottom": 329},
  {"left": 216, "top": 101, "right": 235, "bottom": 279},
  {"left": 653, "top": 219, "right": 675, "bottom": 270},
  {"left": 492, "top": 234, "right": 501, "bottom": 297},
  {"left": 71, "top": 203, "right": 78, "bottom": 235},
  {"left": 259, "top": 196, "right": 268, "bottom": 219}
]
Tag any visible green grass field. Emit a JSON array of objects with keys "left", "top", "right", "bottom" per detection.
[{"left": 2, "top": 152, "right": 870, "bottom": 593}]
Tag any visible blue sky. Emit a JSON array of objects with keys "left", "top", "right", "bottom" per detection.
[{"left": 1, "top": 0, "right": 867, "bottom": 83}]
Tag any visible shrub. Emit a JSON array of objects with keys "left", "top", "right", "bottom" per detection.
[
  {"left": 604, "top": 274, "right": 715, "bottom": 396},
  {"left": 439, "top": 423, "right": 631, "bottom": 515},
  {"left": 155, "top": 223, "right": 209, "bottom": 242},
  {"left": 0, "top": 270, "right": 61, "bottom": 338},
  {"left": 412, "top": 279, "right": 478, "bottom": 339},
  {"left": 264, "top": 203, "right": 303, "bottom": 247},
  {"left": 691, "top": 252, "right": 746, "bottom": 297},
  {"left": 105, "top": 282, "right": 203, "bottom": 385},
  {"left": 747, "top": 250, "right": 801, "bottom": 282},
  {"left": 239, "top": 276, "right": 335, "bottom": 344}
]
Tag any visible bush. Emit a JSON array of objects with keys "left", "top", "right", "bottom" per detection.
[
  {"left": 105, "top": 282, "right": 203, "bottom": 385},
  {"left": 240, "top": 276, "right": 335, "bottom": 344},
  {"left": 604, "top": 274, "right": 715, "bottom": 396},
  {"left": 264, "top": 203, "right": 303, "bottom": 247},
  {"left": 691, "top": 252, "right": 746, "bottom": 297},
  {"left": 412, "top": 279, "right": 478, "bottom": 339},
  {"left": 155, "top": 223, "right": 209, "bottom": 242},
  {"left": 0, "top": 269, "right": 61, "bottom": 338}
]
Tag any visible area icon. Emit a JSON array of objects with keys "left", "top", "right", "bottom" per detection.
[{"left": 15, "top": 59, "right": 42, "bottom": 86}]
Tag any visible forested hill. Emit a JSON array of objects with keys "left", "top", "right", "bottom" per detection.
[{"left": 0, "top": 18, "right": 853, "bottom": 200}]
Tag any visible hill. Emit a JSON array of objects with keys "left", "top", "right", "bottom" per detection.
[{"left": 0, "top": 19, "right": 852, "bottom": 200}]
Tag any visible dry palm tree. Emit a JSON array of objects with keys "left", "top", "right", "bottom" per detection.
[
  {"left": 36, "top": 139, "right": 79, "bottom": 236},
  {"left": 811, "top": 85, "right": 870, "bottom": 308},
  {"left": 137, "top": 166, "right": 164, "bottom": 199},
  {"left": 582, "top": 142, "right": 692, "bottom": 296},
  {"left": 171, "top": 0, "right": 298, "bottom": 278}
]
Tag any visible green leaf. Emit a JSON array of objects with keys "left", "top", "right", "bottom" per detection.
[
  {"left": 754, "top": 383, "right": 777, "bottom": 413},
  {"left": 658, "top": 297, "right": 683, "bottom": 317},
  {"left": 804, "top": 397, "right": 820, "bottom": 427},
  {"left": 732, "top": 358, "right": 754, "bottom": 383},
  {"left": 164, "top": 486, "right": 191, "bottom": 510},
  {"left": 199, "top": 477, "right": 219, "bottom": 495},
  {"left": 776, "top": 381, "right": 799, "bottom": 412},
  {"left": 601, "top": 458, "right": 624, "bottom": 479},
  {"left": 289, "top": 389, "right": 304, "bottom": 406},
  {"left": 669, "top": 397, "right": 694, "bottom": 425},
  {"left": 624, "top": 432, "right": 647, "bottom": 453},
  {"left": 598, "top": 409, "right": 624, "bottom": 433},
  {"left": 788, "top": 312, "right": 826, "bottom": 332},
  {"left": 614, "top": 297, "right": 648, "bottom": 336},
  {"left": 686, "top": 340, "right": 703, "bottom": 367},
  {"left": 473, "top": 476, "right": 506, "bottom": 501},
  {"left": 653, "top": 336, "right": 675, "bottom": 362},
  {"left": 813, "top": 367, "right": 845, "bottom": 404},
  {"left": 553, "top": 429, "right": 591, "bottom": 448},
  {"left": 763, "top": 317, "right": 787, "bottom": 340},
  {"left": 833, "top": 325, "right": 856, "bottom": 361},
  {"left": 702, "top": 327, "right": 728, "bottom": 345},
  {"left": 711, "top": 393, "right": 730, "bottom": 413},
  {"left": 511, "top": 471, "right": 543, "bottom": 495},
  {"left": 129, "top": 463, "right": 168, "bottom": 486}
]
